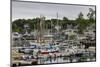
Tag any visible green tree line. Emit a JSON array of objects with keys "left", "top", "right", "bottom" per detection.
[{"left": 12, "top": 8, "right": 96, "bottom": 34}]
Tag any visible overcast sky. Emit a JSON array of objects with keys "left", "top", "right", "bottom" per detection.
[{"left": 12, "top": 1, "right": 95, "bottom": 21}]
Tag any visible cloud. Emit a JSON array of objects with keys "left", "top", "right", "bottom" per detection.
[{"left": 12, "top": 1, "right": 95, "bottom": 21}]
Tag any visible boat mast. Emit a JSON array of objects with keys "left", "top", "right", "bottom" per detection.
[
  {"left": 40, "top": 15, "right": 45, "bottom": 43},
  {"left": 57, "top": 12, "right": 59, "bottom": 27},
  {"left": 56, "top": 12, "right": 60, "bottom": 33}
]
